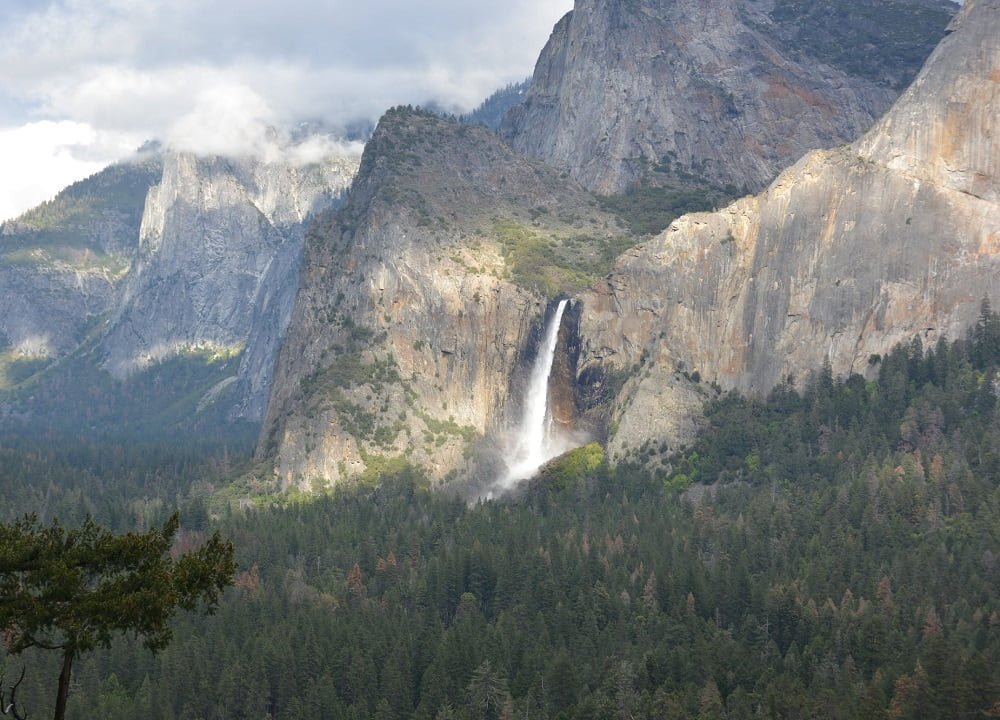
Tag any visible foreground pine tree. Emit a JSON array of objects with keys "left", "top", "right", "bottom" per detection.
[{"left": 0, "top": 513, "right": 235, "bottom": 720}]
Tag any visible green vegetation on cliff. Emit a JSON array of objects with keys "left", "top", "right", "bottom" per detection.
[
  {"left": 0, "top": 158, "right": 161, "bottom": 257},
  {"left": 492, "top": 220, "right": 633, "bottom": 295},
  {"left": 0, "top": 347, "right": 49, "bottom": 390},
  {"left": 597, "top": 171, "right": 735, "bottom": 238}
]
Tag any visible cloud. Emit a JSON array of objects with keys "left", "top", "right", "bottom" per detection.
[
  {"left": 286, "top": 135, "right": 366, "bottom": 166},
  {"left": 0, "top": 1, "right": 571, "bottom": 126},
  {"left": 0, "top": 0, "right": 572, "bottom": 221},
  {"left": 0, "top": 121, "right": 141, "bottom": 222},
  {"left": 165, "top": 84, "right": 277, "bottom": 158}
]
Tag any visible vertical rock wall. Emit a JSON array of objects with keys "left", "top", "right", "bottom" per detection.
[
  {"left": 576, "top": 0, "right": 1000, "bottom": 458},
  {"left": 502, "top": 0, "right": 952, "bottom": 194},
  {"left": 99, "top": 152, "right": 358, "bottom": 420}
]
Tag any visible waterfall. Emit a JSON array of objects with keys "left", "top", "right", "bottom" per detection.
[{"left": 498, "top": 299, "right": 570, "bottom": 489}]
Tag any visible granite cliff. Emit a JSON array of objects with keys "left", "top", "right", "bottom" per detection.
[
  {"left": 0, "top": 158, "right": 160, "bottom": 363},
  {"left": 261, "top": 0, "right": 996, "bottom": 490},
  {"left": 261, "top": 109, "right": 628, "bottom": 490},
  {"left": 502, "top": 0, "right": 955, "bottom": 194},
  {"left": 98, "top": 151, "right": 357, "bottom": 421},
  {"left": 576, "top": 0, "right": 1000, "bottom": 460},
  {"left": 0, "top": 145, "right": 358, "bottom": 432}
]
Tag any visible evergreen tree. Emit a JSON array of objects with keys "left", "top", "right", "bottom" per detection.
[{"left": 0, "top": 513, "right": 234, "bottom": 720}]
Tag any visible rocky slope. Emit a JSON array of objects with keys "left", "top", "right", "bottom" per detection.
[
  {"left": 576, "top": 0, "right": 1000, "bottom": 459},
  {"left": 502, "top": 0, "right": 955, "bottom": 195},
  {"left": 261, "top": 109, "right": 628, "bottom": 490},
  {"left": 0, "top": 145, "right": 358, "bottom": 430}
]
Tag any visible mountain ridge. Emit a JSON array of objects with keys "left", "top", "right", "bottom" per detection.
[
  {"left": 576, "top": 0, "right": 999, "bottom": 460},
  {"left": 502, "top": 0, "right": 956, "bottom": 194}
]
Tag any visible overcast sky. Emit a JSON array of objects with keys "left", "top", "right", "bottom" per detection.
[{"left": 0, "top": 0, "right": 573, "bottom": 222}]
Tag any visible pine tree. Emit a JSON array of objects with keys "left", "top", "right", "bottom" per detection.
[
  {"left": 0, "top": 513, "right": 234, "bottom": 720},
  {"left": 467, "top": 660, "right": 508, "bottom": 720}
]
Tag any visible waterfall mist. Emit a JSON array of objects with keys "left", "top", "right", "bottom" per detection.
[{"left": 495, "top": 298, "right": 575, "bottom": 492}]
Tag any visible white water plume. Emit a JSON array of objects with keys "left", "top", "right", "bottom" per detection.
[{"left": 497, "top": 298, "right": 572, "bottom": 490}]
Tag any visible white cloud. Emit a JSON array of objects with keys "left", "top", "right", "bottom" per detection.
[
  {"left": 0, "top": 121, "right": 141, "bottom": 222},
  {"left": 0, "top": 0, "right": 573, "bottom": 222},
  {"left": 286, "top": 135, "right": 366, "bottom": 167},
  {"left": 165, "top": 84, "right": 278, "bottom": 158},
  {"left": 0, "top": 1, "right": 574, "bottom": 122}
]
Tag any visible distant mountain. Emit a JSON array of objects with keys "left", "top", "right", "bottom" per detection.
[
  {"left": 0, "top": 157, "right": 161, "bottom": 361},
  {"left": 0, "top": 143, "right": 359, "bottom": 439},
  {"left": 501, "top": 0, "right": 956, "bottom": 194},
  {"left": 98, "top": 151, "right": 357, "bottom": 422},
  {"left": 461, "top": 79, "right": 531, "bottom": 131}
]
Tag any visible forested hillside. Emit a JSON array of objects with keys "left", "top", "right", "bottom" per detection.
[
  {"left": 1, "top": 308, "right": 997, "bottom": 719},
  {"left": 461, "top": 80, "right": 531, "bottom": 131}
]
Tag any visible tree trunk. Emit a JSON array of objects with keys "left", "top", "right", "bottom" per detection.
[{"left": 53, "top": 650, "right": 74, "bottom": 720}]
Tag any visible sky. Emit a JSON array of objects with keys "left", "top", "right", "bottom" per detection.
[{"left": 0, "top": 0, "right": 573, "bottom": 223}]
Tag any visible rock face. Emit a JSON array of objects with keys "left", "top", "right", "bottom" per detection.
[
  {"left": 502, "top": 0, "right": 955, "bottom": 195},
  {"left": 577, "top": 0, "right": 1000, "bottom": 459},
  {"left": 261, "top": 109, "right": 627, "bottom": 490},
  {"left": 0, "top": 159, "right": 161, "bottom": 359},
  {"left": 98, "top": 152, "right": 357, "bottom": 420},
  {"left": 0, "top": 146, "right": 358, "bottom": 426}
]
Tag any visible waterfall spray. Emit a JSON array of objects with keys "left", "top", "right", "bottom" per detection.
[{"left": 498, "top": 299, "right": 570, "bottom": 488}]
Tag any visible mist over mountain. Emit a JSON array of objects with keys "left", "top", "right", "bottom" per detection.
[{"left": 0, "top": 0, "right": 573, "bottom": 223}]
